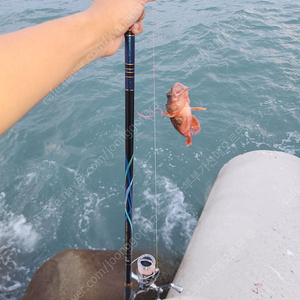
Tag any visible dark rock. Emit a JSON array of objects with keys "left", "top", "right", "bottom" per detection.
[{"left": 23, "top": 249, "right": 179, "bottom": 300}]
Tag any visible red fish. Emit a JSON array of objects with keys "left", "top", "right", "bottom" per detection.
[{"left": 164, "top": 82, "right": 206, "bottom": 146}]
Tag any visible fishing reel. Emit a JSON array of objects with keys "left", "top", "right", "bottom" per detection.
[{"left": 132, "top": 254, "right": 183, "bottom": 300}]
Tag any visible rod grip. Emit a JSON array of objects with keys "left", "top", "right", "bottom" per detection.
[{"left": 124, "top": 285, "right": 134, "bottom": 300}]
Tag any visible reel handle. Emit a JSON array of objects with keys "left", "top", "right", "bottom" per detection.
[{"left": 170, "top": 283, "right": 183, "bottom": 293}]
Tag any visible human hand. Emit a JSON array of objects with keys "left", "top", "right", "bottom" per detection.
[{"left": 85, "top": 0, "right": 155, "bottom": 58}]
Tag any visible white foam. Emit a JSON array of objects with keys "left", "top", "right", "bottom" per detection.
[
  {"left": 24, "top": 172, "right": 37, "bottom": 186},
  {"left": 0, "top": 192, "right": 40, "bottom": 252},
  {"left": 77, "top": 192, "right": 114, "bottom": 249},
  {"left": 159, "top": 177, "right": 197, "bottom": 251},
  {"left": 134, "top": 159, "right": 197, "bottom": 252},
  {"left": 1, "top": 213, "right": 40, "bottom": 252},
  {"left": 273, "top": 131, "right": 300, "bottom": 155},
  {"left": 3, "top": 281, "right": 22, "bottom": 292},
  {"left": 0, "top": 193, "right": 39, "bottom": 297}
]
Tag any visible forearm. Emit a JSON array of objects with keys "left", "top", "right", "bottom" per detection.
[
  {"left": 0, "top": 11, "right": 101, "bottom": 135},
  {"left": 0, "top": 0, "right": 151, "bottom": 135}
]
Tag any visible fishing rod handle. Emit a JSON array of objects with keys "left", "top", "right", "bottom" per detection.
[{"left": 125, "top": 29, "right": 135, "bottom": 92}]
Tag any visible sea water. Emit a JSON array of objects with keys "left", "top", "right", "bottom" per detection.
[{"left": 0, "top": 0, "right": 299, "bottom": 298}]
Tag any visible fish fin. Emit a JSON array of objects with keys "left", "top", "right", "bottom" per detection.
[
  {"left": 186, "top": 135, "right": 192, "bottom": 146},
  {"left": 190, "top": 115, "right": 200, "bottom": 136},
  {"left": 191, "top": 107, "right": 207, "bottom": 111},
  {"left": 163, "top": 111, "right": 181, "bottom": 118}
]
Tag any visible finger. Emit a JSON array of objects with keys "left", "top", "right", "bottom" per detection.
[
  {"left": 130, "top": 21, "right": 144, "bottom": 35},
  {"left": 139, "top": 9, "right": 146, "bottom": 21}
]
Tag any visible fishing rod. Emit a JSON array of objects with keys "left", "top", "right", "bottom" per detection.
[
  {"left": 124, "top": 28, "right": 183, "bottom": 300},
  {"left": 124, "top": 28, "right": 135, "bottom": 300}
]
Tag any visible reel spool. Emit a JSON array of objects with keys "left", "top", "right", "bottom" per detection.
[
  {"left": 137, "top": 254, "right": 156, "bottom": 280},
  {"left": 132, "top": 254, "right": 183, "bottom": 300}
]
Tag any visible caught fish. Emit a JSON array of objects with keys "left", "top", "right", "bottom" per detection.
[{"left": 164, "top": 82, "right": 206, "bottom": 146}]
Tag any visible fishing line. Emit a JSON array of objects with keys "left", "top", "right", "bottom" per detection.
[{"left": 133, "top": 0, "right": 160, "bottom": 270}]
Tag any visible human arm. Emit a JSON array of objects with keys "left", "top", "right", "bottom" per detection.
[{"left": 0, "top": 0, "right": 153, "bottom": 135}]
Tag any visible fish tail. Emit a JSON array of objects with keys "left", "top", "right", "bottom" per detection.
[{"left": 186, "top": 135, "right": 192, "bottom": 147}]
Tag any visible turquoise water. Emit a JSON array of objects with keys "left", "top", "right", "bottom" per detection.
[{"left": 1, "top": 0, "right": 300, "bottom": 298}]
